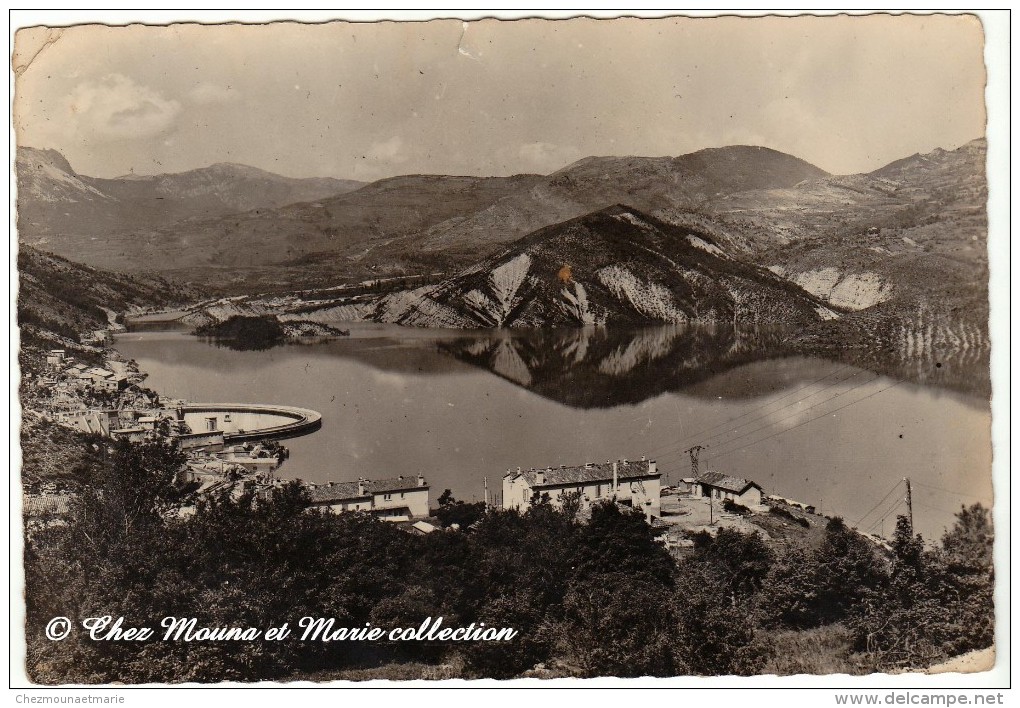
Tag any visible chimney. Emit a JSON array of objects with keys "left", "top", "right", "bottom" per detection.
[
  {"left": 417, "top": 473, "right": 426, "bottom": 487},
  {"left": 648, "top": 459, "right": 657, "bottom": 476},
  {"left": 612, "top": 461, "right": 618, "bottom": 491},
  {"left": 357, "top": 478, "right": 366, "bottom": 496},
  {"left": 535, "top": 468, "right": 545, "bottom": 485}
]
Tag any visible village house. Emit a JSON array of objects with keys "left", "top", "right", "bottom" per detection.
[
  {"left": 111, "top": 427, "right": 146, "bottom": 443},
  {"left": 85, "top": 367, "right": 115, "bottom": 381},
  {"left": 502, "top": 458, "right": 661, "bottom": 521},
  {"left": 304, "top": 474, "right": 430, "bottom": 520},
  {"left": 174, "top": 430, "right": 226, "bottom": 453},
  {"left": 96, "top": 375, "right": 129, "bottom": 393},
  {"left": 215, "top": 444, "right": 281, "bottom": 476},
  {"left": 67, "top": 363, "right": 89, "bottom": 379},
  {"left": 83, "top": 329, "right": 111, "bottom": 346},
  {"left": 57, "top": 408, "right": 120, "bottom": 436},
  {"left": 46, "top": 350, "right": 66, "bottom": 368},
  {"left": 691, "top": 471, "right": 765, "bottom": 507}
]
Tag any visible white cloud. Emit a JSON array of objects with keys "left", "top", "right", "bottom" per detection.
[
  {"left": 365, "top": 135, "right": 409, "bottom": 164},
  {"left": 497, "top": 142, "right": 579, "bottom": 173},
  {"left": 65, "top": 74, "right": 181, "bottom": 141},
  {"left": 189, "top": 82, "right": 241, "bottom": 105}
]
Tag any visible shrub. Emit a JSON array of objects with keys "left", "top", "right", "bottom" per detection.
[
  {"left": 722, "top": 498, "right": 751, "bottom": 515},
  {"left": 769, "top": 504, "right": 811, "bottom": 528}
]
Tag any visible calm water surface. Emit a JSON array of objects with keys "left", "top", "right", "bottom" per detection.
[{"left": 115, "top": 325, "right": 992, "bottom": 541}]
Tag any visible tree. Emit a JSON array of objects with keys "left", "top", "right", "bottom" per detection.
[
  {"left": 691, "top": 527, "right": 774, "bottom": 601},
  {"left": 847, "top": 512, "right": 995, "bottom": 671},
  {"left": 941, "top": 503, "right": 994, "bottom": 570},
  {"left": 461, "top": 592, "right": 552, "bottom": 679},
  {"left": 558, "top": 572, "right": 678, "bottom": 677},
  {"left": 759, "top": 517, "right": 887, "bottom": 629},
  {"left": 572, "top": 501, "right": 675, "bottom": 586},
  {"left": 434, "top": 500, "right": 486, "bottom": 529},
  {"left": 672, "top": 564, "right": 765, "bottom": 675}
]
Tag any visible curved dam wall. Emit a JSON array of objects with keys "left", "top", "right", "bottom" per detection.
[{"left": 181, "top": 403, "right": 322, "bottom": 443}]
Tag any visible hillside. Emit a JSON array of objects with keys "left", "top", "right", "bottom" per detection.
[
  {"left": 406, "top": 145, "right": 830, "bottom": 260},
  {"left": 166, "top": 145, "right": 826, "bottom": 290},
  {"left": 17, "top": 144, "right": 828, "bottom": 291},
  {"left": 17, "top": 246, "right": 196, "bottom": 366},
  {"left": 366, "top": 205, "right": 836, "bottom": 329},
  {"left": 16, "top": 147, "right": 363, "bottom": 262},
  {"left": 171, "top": 204, "right": 836, "bottom": 331},
  {"left": 715, "top": 139, "right": 988, "bottom": 317},
  {"left": 120, "top": 173, "right": 547, "bottom": 290}
]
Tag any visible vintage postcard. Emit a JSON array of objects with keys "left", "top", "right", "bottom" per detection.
[{"left": 11, "top": 11, "right": 1005, "bottom": 691}]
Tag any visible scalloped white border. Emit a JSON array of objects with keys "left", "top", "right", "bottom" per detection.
[{"left": 6, "top": 8, "right": 1010, "bottom": 697}]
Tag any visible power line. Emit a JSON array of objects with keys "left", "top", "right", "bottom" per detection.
[
  {"left": 856, "top": 480, "right": 906, "bottom": 529},
  {"left": 686, "top": 369, "right": 867, "bottom": 450},
  {"left": 852, "top": 479, "right": 905, "bottom": 529},
  {"left": 705, "top": 379, "right": 904, "bottom": 461},
  {"left": 642, "top": 365, "right": 862, "bottom": 459},
  {"left": 910, "top": 479, "right": 987, "bottom": 501},
  {"left": 864, "top": 496, "right": 906, "bottom": 535},
  {"left": 703, "top": 374, "right": 888, "bottom": 460},
  {"left": 913, "top": 498, "right": 968, "bottom": 518},
  {"left": 643, "top": 367, "right": 869, "bottom": 463},
  {"left": 641, "top": 364, "right": 857, "bottom": 457}
]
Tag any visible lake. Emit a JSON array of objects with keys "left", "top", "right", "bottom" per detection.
[{"left": 115, "top": 324, "right": 992, "bottom": 541}]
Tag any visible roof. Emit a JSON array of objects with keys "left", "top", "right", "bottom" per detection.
[
  {"left": 306, "top": 476, "right": 428, "bottom": 504},
  {"left": 696, "top": 471, "right": 762, "bottom": 494},
  {"left": 85, "top": 367, "right": 114, "bottom": 378},
  {"left": 509, "top": 460, "right": 658, "bottom": 488}
]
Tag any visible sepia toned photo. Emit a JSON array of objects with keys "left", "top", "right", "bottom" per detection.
[{"left": 11, "top": 12, "right": 1003, "bottom": 687}]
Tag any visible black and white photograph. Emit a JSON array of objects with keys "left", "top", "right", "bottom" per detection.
[{"left": 10, "top": 10, "right": 1008, "bottom": 693}]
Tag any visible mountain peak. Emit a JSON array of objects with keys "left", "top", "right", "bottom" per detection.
[
  {"left": 379, "top": 203, "right": 829, "bottom": 330},
  {"left": 17, "top": 146, "right": 76, "bottom": 175}
]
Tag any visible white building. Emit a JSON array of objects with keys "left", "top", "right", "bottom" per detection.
[
  {"left": 85, "top": 367, "right": 115, "bottom": 383},
  {"left": 46, "top": 350, "right": 66, "bottom": 368},
  {"left": 96, "top": 375, "right": 129, "bottom": 392},
  {"left": 502, "top": 459, "right": 661, "bottom": 521},
  {"left": 305, "top": 474, "right": 430, "bottom": 519},
  {"left": 691, "top": 471, "right": 765, "bottom": 507}
]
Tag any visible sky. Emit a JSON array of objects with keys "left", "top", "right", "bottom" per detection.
[{"left": 12, "top": 14, "right": 987, "bottom": 181}]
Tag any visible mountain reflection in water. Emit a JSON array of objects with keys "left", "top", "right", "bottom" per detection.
[{"left": 437, "top": 323, "right": 990, "bottom": 408}]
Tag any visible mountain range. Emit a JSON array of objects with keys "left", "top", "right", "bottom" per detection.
[
  {"left": 16, "top": 147, "right": 363, "bottom": 254},
  {"left": 16, "top": 144, "right": 828, "bottom": 289},
  {"left": 17, "top": 139, "right": 988, "bottom": 346}
]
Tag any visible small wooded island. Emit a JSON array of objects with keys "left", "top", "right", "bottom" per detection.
[{"left": 194, "top": 315, "right": 349, "bottom": 350}]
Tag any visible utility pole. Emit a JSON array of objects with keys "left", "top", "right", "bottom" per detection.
[
  {"left": 483, "top": 476, "right": 489, "bottom": 508},
  {"left": 684, "top": 445, "right": 706, "bottom": 479},
  {"left": 904, "top": 477, "right": 913, "bottom": 535}
]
